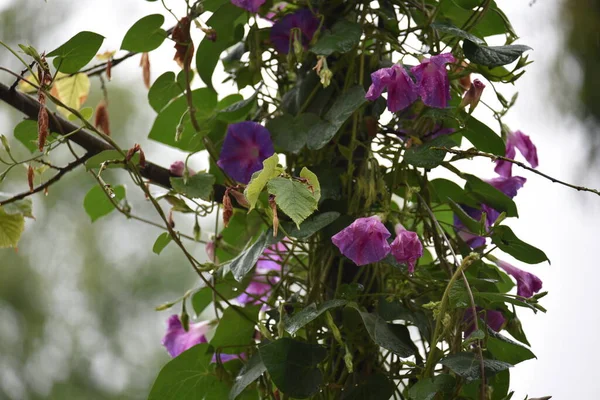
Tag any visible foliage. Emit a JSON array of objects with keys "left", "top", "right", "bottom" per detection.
[{"left": 0, "top": 0, "right": 582, "bottom": 399}]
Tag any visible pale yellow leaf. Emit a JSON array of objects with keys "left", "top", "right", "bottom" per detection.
[
  {"left": 96, "top": 50, "right": 116, "bottom": 61},
  {"left": 17, "top": 73, "right": 39, "bottom": 94},
  {"left": 52, "top": 72, "right": 90, "bottom": 117},
  {"left": 0, "top": 207, "right": 25, "bottom": 248}
]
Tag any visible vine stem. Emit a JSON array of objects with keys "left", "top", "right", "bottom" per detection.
[{"left": 434, "top": 146, "right": 600, "bottom": 196}]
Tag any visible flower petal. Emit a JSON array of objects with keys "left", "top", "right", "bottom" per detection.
[
  {"left": 496, "top": 259, "right": 543, "bottom": 298},
  {"left": 411, "top": 53, "right": 456, "bottom": 108},
  {"left": 390, "top": 224, "right": 423, "bottom": 273},
  {"left": 231, "top": 0, "right": 265, "bottom": 13},
  {"left": 270, "top": 9, "right": 320, "bottom": 54},
  {"left": 162, "top": 315, "right": 209, "bottom": 358},
  {"left": 332, "top": 216, "right": 391, "bottom": 266}
]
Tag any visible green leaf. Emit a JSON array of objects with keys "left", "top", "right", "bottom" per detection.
[
  {"left": 0, "top": 207, "right": 25, "bottom": 248},
  {"left": 121, "top": 14, "right": 167, "bottom": 52},
  {"left": 148, "top": 72, "right": 184, "bottom": 113},
  {"left": 341, "top": 374, "right": 396, "bottom": 400},
  {"left": 259, "top": 338, "right": 327, "bottom": 399},
  {"left": 267, "top": 113, "right": 321, "bottom": 154},
  {"left": 299, "top": 167, "right": 320, "bottom": 202},
  {"left": 211, "top": 305, "right": 259, "bottom": 353},
  {"left": 67, "top": 106, "right": 93, "bottom": 121},
  {"left": 307, "top": 86, "right": 367, "bottom": 150},
  {"left": 152, "top": 232, "right": 172, "bottom": 255},
  {"left": 407, "top": 374, "right": 456, "bottom": 400},
  {"left": 284, "top": 300, "right": 348, "bottom": 335},
  {"left": 85, "top": 150, "right": 138, "bottom": 170},
  {"left": 217, "top": 88, "right": 259, "bottom": 122},
  {"left": 474, "top": 292, "right": 537, "bottom": 312},
  {"left": 464, "top": 174, "right": 518, "bottom": 217},
  {"left": 244, "top": 155, "right": 282, "bottom": 211},
  {"left": 448, "top": 198, "right": 482, "bottom": 234},
  {"left": 229, "top": 353, "right": 267, "bottom": 400},
  {"left": 83, "top": 185, "right": 126, "bottom": 222},
  {"left": 429, "top": 178, "right": 477, "bottom": 207},
  {"left": 148, "top": 343, "right": 229, "bottom": 400},
  {"left": 229, "top": 230, "right": 270, "bottom": 282},
  {"left": 486, "top": 328, "right": 535, "bottom": 365},
  {"left": 404, "top": 135, "right": 456, "bottom": 169},
  {"left": 170, "top": 172, "right": 216, "bottom": 201},
  {"left": 13, "top": 120, "right": 58, "bottom": 153},
  {"left": 440, "top": 352, "right": 512, "bottom": 383},
  {"left": 491, "top": 225, "right": 549, "bottom": 264},
  {"left": 463, "top": 40, "right": 532, "bottom": 68},
  {"left": 148, "top": 89, "right": 218, "bottom": 151},
  {"left": 431, "top": 22, "right": 485, "bottom": 44},
  {"left": 196, "top": 3, "right": 247, "bottom": 91},
  {"left": 0, "top": 194, "right": 33, "bottom": 218},
  {"left": 348, "top": 304, "right": 415, "bottom": 357},
  {"left": 267, "top": 178, "right": 318, "bottom": 228},
  {"left": 47, "top": 31, "right": 105, "bottom": 74},
  {"left": 280, "top": 211, "right": 340, "bottom": 240},
  {"left": 311, "top": 20, "right": 362, "bottom": 56},
  {"left": 192, "top": 273, "right": 245, "bottom": 314},
  {"left": 462, "top": 116, "right": 506, "bottom": 156}
]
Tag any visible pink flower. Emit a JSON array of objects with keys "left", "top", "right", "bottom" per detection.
[
  {"left": 411, "top": 53, "right": 456, "bottom": 108},
  {"left": 460, "top": 79, "right": 485, "bottom": 111},
  {"left": 162, "top": 315, "right": 209, "bottom": 357},
  {"left": 231, "top": 0, "right": 265, "bottom": 13},
  {"left": 366, "top": 64, "right": 419, "bottom": 112},
  {"left": 331, "top": 216, "right": 391, "bottom": 266},
  {"left": 390, "top": 224, "right": 423, "bottom": 273},
  {"left": 169, "top": 161, "right": 195, "bottom": 177},
  {"left": 495, "top": 130, "right": 539, "bottom": 177},
  {"left": 496, "top": 260, "right": 543, "bottom": 298},
  {"left": 206, "top": 241, "right": 216, "bottom": 262}
]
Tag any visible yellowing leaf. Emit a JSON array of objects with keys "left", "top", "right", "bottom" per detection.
[
  {"left": 244, "top": 155, "right": 283, "bottom": 211},
  {"left": 17, "top": 73, "right": 39, "bottom": 94},
  {"left": 96, "top": 50, "right": 116, "bottom": 61},
  {"left": 51, "top": 72, "right": 90, "bottom": 117},
  {"left": 300, "top": 167, "right": 321, "bottom": 203},
  {"left": 0, "top": 207, "right": 25, "bottom": 248}
]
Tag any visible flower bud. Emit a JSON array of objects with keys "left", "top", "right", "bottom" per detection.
[{"left": 459, "top": 79, "right": 485, "bottom": 112}]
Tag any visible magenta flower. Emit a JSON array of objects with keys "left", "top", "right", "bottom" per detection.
[
  {"left": 496, "top": 260, "right": 543, "bottom": 298},
  {"left": 390, "top": 224, "right": 423, "bottom": 273},
  {"left": 270, "top": 9, "right": 320, "bottom": 54},
  {"left": 366, "top": 64, "right": 419, "bottom": 112},
  {"left": 332, "top": 216, "right": 391, "bottom": 266},
  {"left": 217, "top": 121, "right": 274, "bottom": 184},
  {"left": 487, "top": 176, "right": 526, "bottom": 199},
  {"left": 411, "top": 53, "right": 456, "bottom": 108},
  {"left": 495, "top": 130, "right": 539, "bottom": 177},
  {"left": 463, "top": 307, "right": 505, "bottom": 337},
  {"left": 231, "top": 0, "right": 265, "bottom": 13},
  {"left": 257, "top": 241, "right": 287, "bottom": 273},
  {"left": 162, "top": 315, "right": 209, "bottom": 357},
  {"left": 237, "top": 275, "right": 278, "bottom": 305},
  {"left": 169, "top": 161, "right": 195, "bottom": 177},
  {"left": 460, "top": 79, "right": 485, "bottom": 111}
]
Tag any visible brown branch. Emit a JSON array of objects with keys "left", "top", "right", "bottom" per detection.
[
  {"left": 435, "top": 146, "right": 600, "bottom": 197},
  {"left": 0, "top": 81, "right": 225, "bottom": 200},
  {"left": 0, "top": 155, "right": 91, "bottom": 206}
]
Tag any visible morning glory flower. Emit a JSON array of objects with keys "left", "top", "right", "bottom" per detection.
[
  {"left": 332, "top": 216, "right": 391, "bottom": 266},
  {"left": 237, "top": 242, "right": 286, "bottom": 305},
  {"left": 231, "top": 0, "right": 265, "bottom": 13},
  {"left": 495, "top": 130, "right": 539, "bottom": 177},
  {"left": 162, "top": 315, "right": 209, "bottom": 357},
  {"left": 366, "top": 64, "right": 419, "bottom": 112},
  {"left": 169, "top": 161, "right": 195, "bottom": 177},
  {"left": 460, "top": 79, "right": 485, "bottom": 111},
  {"left": 411, "top": 53, "right": 456, "bottom": 108},
  {"left": 496, "top": 259, "right": 543, "bottom": 298},
  {"left": 463, "top": 307, "right": 505, "bottom": 337},
  {"left": 270, "top": 9, "right": 320, "bottom": 54},
  {"left": 217, "top": 121, "right": 274, "bottom": 184},
  {"left": 390, "top": 224, "right": 423, "bottom": 273}
]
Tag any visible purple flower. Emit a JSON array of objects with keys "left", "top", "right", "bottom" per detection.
[
  {"left": 212, "top": 352, "right": 244, "bottom": 363},
  {"left": 454, "top": 204, "right": 488, "bottom": 248},
  {"left": 169, "top": 161, "right": 195, "bottom": 177},
  {"left": 231, "top": 0, "right": 265, "bottom": 13},
  {"left": 495, "top": 130, "right": 539, "bottom": 177},
  {"left": 217, "top": 121, "right": 274, "bottom": 184},
  {"left": 411, "top": 53, "right": 456, "bottom": 108},
  {"left": 270, "top": 9, "right": 320, "bottom": 54},
  {"left": 460, "top": 79, "right": 485, "bottom": 111},
  {"left": 484, "top": 176, "right": 526, "bottom": 223},
  {"left": 390, "top": 224, "right": 423, "bottom": 273},
  {"left": 257, "top": 242, "right": 287, "bottom": 273},
  {"left": 496, "top": 259, "right": 543, "bottom": 298},
  {"left": 162, "top": 315, "right": 209, "bottom": 357},
  {"left": 237, "top": 275, "right": 278, "bottom": 305},
  {"left": 366, "top": 65, "right": 419, "bottom": 112},
  {"left": 463, "top": 307, "right": 505, "bottom": 337},
  {"left": 332, "top": 216, "right": 391, "bottom": 266}
]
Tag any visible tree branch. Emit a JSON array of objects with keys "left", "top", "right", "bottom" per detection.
[{"left": 435, "top": 146, "right": 600, "bottom": 197}]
